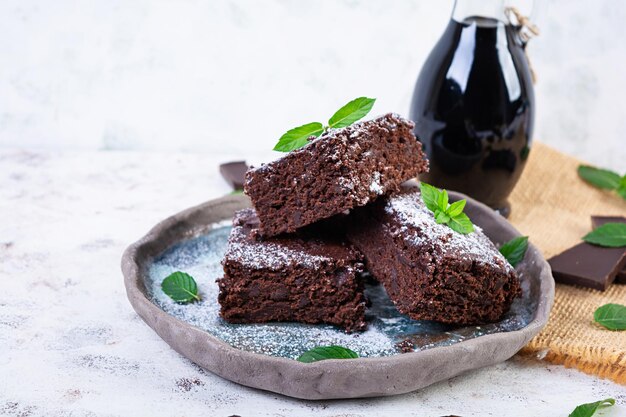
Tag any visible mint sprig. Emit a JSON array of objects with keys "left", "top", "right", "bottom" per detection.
[
  {"left": 273, "top": 97, "right": 376, "bottom": 152},
  {"left": 272, "top": 122, "right": 324, "bottom": 152},
  {"left": 499, "top": 236, "right": 529, "bottom": 267},
  {"left": 161, "top": 271, "right": 201, "bottom": 303},
  {"left": 594, "top": 303, "right": 626, "bottom": 331},
  {"left": 328, "top": 97, "right": 376, "bottom": 129},
  {"left": 578, "top": 165, "right": 626, "bottom": 200},
  {"left": 297, "top": 345, "right": 359, "bottom": 363},
  {"left": 420, "top": 182, "right": 474, "bottom": 234},
  {"left": 582, "top": 222, "right": 626, "bottom": 247},
  {"left": 568, "top": 398, "right": 615, "bottom": 417}
]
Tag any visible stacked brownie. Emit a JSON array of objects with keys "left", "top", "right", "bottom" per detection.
[
  {"left": 218, "top": 113, "right": 521, "bottom": 332},
  {"left": 217, "top": 209, "right": 367, "bottom": 332},
  {"left": 347, "top": 184, "right": 520, "bottom": 324},
  {"left": 244, "top": 113, "right": 429, "bottom": 237}
]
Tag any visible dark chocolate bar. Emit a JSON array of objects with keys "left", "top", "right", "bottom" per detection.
[
  {"left": 591, "top": 215, "right": 626, "bottom": 283},
  {"left": 548, "top": 242, "right": 626, "bottom": 291},
  {"left": 219, "top": 161, "right": 248, "bottom": 190}
]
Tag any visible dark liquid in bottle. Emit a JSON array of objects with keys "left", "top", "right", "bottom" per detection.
[{"left": 410, "top": 17, "right": 534, "bottom": 215}]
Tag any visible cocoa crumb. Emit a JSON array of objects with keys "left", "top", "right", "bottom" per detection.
[{"left": 396, "top": 339, "right": 415, "bottom": 353}]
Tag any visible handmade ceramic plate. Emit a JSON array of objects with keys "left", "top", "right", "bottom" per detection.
[{"left": 122, "top": 193, "right": 554, "bottom": 400}]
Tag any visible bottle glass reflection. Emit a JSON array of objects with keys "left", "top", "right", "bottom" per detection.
[{"left": 410, "top": 0, "right": 535, "bottom": 217}]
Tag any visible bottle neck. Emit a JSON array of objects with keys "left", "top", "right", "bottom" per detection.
[{"left": 452, "top": 0, "right": 507, "bottom": 24}]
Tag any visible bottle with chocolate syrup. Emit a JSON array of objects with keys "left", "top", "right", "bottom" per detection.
[{"left": 410, "top": 0, "right": 538, "bottom": 217}]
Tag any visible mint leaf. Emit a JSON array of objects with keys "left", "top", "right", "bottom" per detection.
[
  {"left": 420, "top": 182, "right": 474, "bottom": 234},
  {"left": 297, "top": 345, "right": 359, "bottom": 363},
  {"left": 273, "top": 122, "right": 324, "bottom": 152},
  {"left": 618, "top": 175, "right": 626, "bottom": 200},
  {"left": 328, "top": 97, "right": 376, "bottom": 129},
  {"left": 419, "top": 182, "right": 441, "bottom": 213},
  {"left": 161, "top": 271, "right": 200, "bottom": 303},
  {"left": 448, "top": 212, "right": 474, "bottom": 234},
  {"left": 273, "top": 97, "right": 376, "bottom": 152},
  {"left": 230, "top": 189, "right": 244, "bottom": 195},
  {"left": 434, "top": 209, "right": 450, "bottom": 224},
  {"left": 436, "top": 188, "right": 449, "bottom": 211},
  {"left": 447, "top": 199, "right": 466, "bottom": 217},
  {"left": 569, "top": 398, "right": 615, "bottom": 417},
  {"left": 582, "top": 222, "right": 626, "bottom": 247},
  {"left": 499, "top": 236, "right": 529, "bottom": 267},
  {"left": 577, "top": 165, "right": 621, "bottom": 190},
  {"left": 594, "top": 304, "right": 626, "bottom": 331}
]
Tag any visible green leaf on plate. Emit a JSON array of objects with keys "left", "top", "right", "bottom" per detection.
[
  {"left": 499, "top": 236, "right": 529, "bottom": 267},
  {"left": 161, "top": 271, "right": 200, "bottom": 303},
  {"left": 582, "top": 222, "right": 626, "bottom": 247},
  {"left": 577, "top": 165, "right": 621, "bottom": 190},
  {"left": 568, "top": 398, "right": 615, "bottom": 417},
  {"left": 594, "top": 303, "right": 626, "bottom": 331},
  {"left": 297, "top": 345, "right": 359, "bottom": 363},
  {"left": 328, "top": 97, "right": 376, "bottom": 129},
  {"left": 273, "top": 122, "right": 324, "bottom": 152}
]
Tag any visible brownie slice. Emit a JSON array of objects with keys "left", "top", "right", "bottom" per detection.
[
  {"left": 244, "top": 113, "right": 429, "bottom": 237},
  {"left": 347, "top": 185, "right": 520, "bottom": 325},
  {"left": 217, "top": 208, "right": 367, "bottom": 332}
]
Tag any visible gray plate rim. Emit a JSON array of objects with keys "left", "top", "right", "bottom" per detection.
[{"left": 121, "top": 193, "right": 554, "bottom": 400}]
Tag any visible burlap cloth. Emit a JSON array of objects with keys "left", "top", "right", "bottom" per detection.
[{"left": 506, "top": 142, "right": 626, "bottom": 383}]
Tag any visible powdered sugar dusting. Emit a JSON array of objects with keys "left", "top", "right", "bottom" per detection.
[
  {"left": 147, "top": 226, "right": 398, "bottom": 358},
  {"left": 338, "top": 176, "right": 355, "bottom": 191},
  {"left": 369, "top": 171, "right": 383, "bottom": 195},
  {"left": 385, "top": 189, "right": 513, "bottom": 272},
  {"left": 145, "top": 224, "right": 534, "bottom": 359},
  {"left": 247, "top": 113, "right": 416, "bottom": 202},
  {"left": 225, "top": 226, "right": 333, "bottom": 270}
]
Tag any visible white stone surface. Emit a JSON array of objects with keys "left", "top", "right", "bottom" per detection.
[
  {"left": 1, "top": 1, "right": 625, "bottom": 414},
  {"left": 0, "top": 0, "right": 625, "bottom": 171},
  {"left": 1, "top": 149, "right": 625, "bottom": 417}
]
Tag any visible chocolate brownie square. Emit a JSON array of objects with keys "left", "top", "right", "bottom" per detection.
[
  {"left": 347, "top": 185, "right": 520, "bottom": 325},
  {"left": 244, "top": 113, "right": 429, "bottom": 237},
  {"left": 217, "top": 208, "right": 367, "bottom": 332}
]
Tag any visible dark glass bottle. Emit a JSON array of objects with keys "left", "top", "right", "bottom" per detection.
[{"left": 410, "top": 0, "right": 535, "bottom": 217}]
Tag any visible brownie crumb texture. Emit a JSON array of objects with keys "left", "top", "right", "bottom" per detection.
[
  {"left": 218, "top": 209, "right": 367, "bottom": 333},
  {"left": 396, "top": 339, "right": 415, "bottom": 353},
  {"left": 244, "top": 113, "right": 429, "bottom": 237},
  {"left": 347, "top": 185, "right": 520, "bottom": 325}
]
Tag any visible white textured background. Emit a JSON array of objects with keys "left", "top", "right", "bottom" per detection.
[
  {"left": 2, "top": 2, "right": 626, "bottom": 416},
  {"left": 0, "top": 0, "right": 625, "bottom": 170}
]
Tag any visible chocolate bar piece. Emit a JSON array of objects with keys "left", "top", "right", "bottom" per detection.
[
  {"left": 548, "top": 242, "right": 626, "bottom": 291},
  {"left": 591, "top": 215, "right": 626, "bottom": 283},
  {"left": 219, "top": 161, "right": 248, "bottom": 190},
  {"left": 591, "top": 215, "right": 626, "bottom": 229}
]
